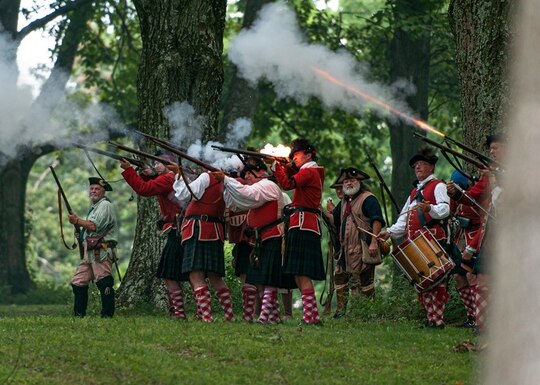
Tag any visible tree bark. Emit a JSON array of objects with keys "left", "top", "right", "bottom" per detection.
[
  {"left": 118, "top": 0, "right": 227, "bottom": 308},
  {"left": 388, "top": 1, "right": 432, "bottom": 214},
  {"left": 0, "top": 1, "right": 96, "bottom": 294},
  {"left": 448, "top": 0, "right": 512, "bottom": 150},
  {"left": 218, "top": 0, "right": 272, "bottom": 143}
]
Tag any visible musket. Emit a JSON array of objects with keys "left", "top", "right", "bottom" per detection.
[
  {"left": 452, "top": 183, "right": 496, "bottom": 221},
  {"left": 75, "top": 144, "right": 147, "bottom": 167},
  {"left": 136, "top": 135, "right": 222, "bottom": 173},
  {"left": 366, "top": 154, "right": 400, "bottom": 213},
  {"left": 50, "top": 166, "right": 84, "bottom": 259},
  {"left": 211, "top": 145, "right": 289, "bottom": 164},
  {"left": 135, "top": 130, "right": 187, "bottom": 153},
  {"left": 107, "top": 141, "right": 177, "bottom": 166},
  {"left": 415, "top": 133, "right": 488, "bottom": 170},
  {"left": 442, "top": 134, "right": 503, "bottom": 170}
]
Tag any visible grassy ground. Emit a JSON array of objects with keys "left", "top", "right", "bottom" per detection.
[{"left": 0, "top": 305, "right": 478, "bottom": 385}]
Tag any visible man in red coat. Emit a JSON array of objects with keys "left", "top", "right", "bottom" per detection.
[
  {"left": 120, "top": 154, "right": 189, "bottom": 319},
  {"left": 270, "top": 138, "right": 325, "bottom": 325},
  {"left": 171, "top": 166, "right": 234, "bottom": 323}
]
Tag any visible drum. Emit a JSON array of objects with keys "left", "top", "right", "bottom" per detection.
[{"left": 391, "top": 230, "right": 454, "bottom": 292}]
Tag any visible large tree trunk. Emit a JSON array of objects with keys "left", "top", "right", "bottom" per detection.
[
  {"left": 119, "top": 0, "right": 227, "bottom": 308},
  {"left": 218, "top": 0, "right": 272, "bottom": 143},
  {"left": 0, "top": 1, "right": 96, "bottom": 294},
  {"left": 388, "top": 1, "right": 432, "bottom": 215},
  {"left": 448, "top": 0, "right": 512, "bottom": 149}
]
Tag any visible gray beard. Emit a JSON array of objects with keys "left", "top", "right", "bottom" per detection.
[{"left": 343, "top": 184, "right": 360, "bottom": 196}]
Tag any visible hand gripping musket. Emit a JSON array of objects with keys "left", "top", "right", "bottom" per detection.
[
  {"left": 75, "top": 144, "right": 147, "bottom": 168},
  {"left": 50, "top": 166, "right": 84, "bottom": 259}
]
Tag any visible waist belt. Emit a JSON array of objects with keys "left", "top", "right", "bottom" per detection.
[
  {"left": 184, "top": 214, "right": 225, "bottom": 223},
  {"left": 283, "top": 205, "right": 321, "bottom": 217},
  {"left": 244, "top": 217, "right": 284, "bottom": 238}
]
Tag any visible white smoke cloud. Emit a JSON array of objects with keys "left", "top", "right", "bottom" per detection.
[
  {"left": 164, "top": 101, "right": 205, "bottom": 146},
  {"left": 0, "top": 32, "right": 127, "bottom": 166},
  {"left": 225, "top": 117, "right": 252, "bottom": 147},
  {"left": 228, "top": 2, "right": 412, "bottom": 120}
]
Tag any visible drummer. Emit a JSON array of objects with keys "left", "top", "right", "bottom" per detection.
[{"left": 379, "top": 146, "right": 451, "bottom": 328}]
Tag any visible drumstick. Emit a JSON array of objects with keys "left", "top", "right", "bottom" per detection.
[{"left": 397, "top": 201, "right": 430, "bottom": 218}]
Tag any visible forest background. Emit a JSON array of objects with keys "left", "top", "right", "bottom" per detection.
[{"left": 0, "top": 0, "right": 509, "bottom": 322}]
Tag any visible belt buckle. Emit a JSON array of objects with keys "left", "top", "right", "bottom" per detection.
[{"left": 200, "top": 215, "right": 209, "bottom": 222}]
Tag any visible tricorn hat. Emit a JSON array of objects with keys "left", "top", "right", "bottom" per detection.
[
  {"left": 88, "top": 177, "right": 112, "bottom": 191},
  {"left": 289, "top": 138, "right": 317, "bottom": 159},
  {"left": 408, "top": 146, "right": 438, "bottom": 168},
  {"left": 240, "top": 159, "right": 268, "bottom": 179},
  {"left": 337, "top": 167, "right": 370, "bottom": 184}
]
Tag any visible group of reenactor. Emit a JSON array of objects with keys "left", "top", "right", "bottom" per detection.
[{"left": 66, "top": 134, "right": 504, "bottom": 333}]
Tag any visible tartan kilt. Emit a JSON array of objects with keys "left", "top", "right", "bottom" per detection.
[
  {"left": 156, "top": 231, "right": 189, "bottom": 281},
  {"left": 232, "top": 241, "right": 252, "bottom": 276},
  {"left": 283, "top": 228, "right": 325, "bottom": 281},
  {"left": 246, "top": 237, "right": 297, "bottom": 289},
  {"left": 182, "top": 224, "right": 225, "bottom": 276}
]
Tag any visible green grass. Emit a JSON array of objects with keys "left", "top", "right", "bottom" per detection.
[{"left": 0, "top": 305, "right": 478, "bottom": 385}]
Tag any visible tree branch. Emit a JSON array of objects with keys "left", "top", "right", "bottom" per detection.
[{"left": 15, "top": 0, "right": 94, "bottom": 42}]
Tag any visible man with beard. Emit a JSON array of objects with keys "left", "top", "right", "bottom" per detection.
[
  {"left": 336, "top": 167, "right": 385, "bottom": 316},
  {"left": 68, "top": 177, "right": 118, "bottom": 318},
  {"left": 379, "top": 147, "right": 451, "bottom": 328}
]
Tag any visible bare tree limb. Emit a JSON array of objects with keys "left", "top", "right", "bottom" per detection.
[{"left": 15, "top": 0, "right": 94, "bottom": 42}]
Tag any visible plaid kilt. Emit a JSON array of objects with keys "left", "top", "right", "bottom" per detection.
[
  {"left": 283, "top": 228, "right": 325, "bottom": 281},
  {"left": 182, "top": 224, "right": 225, "bottom": 276},
  {"left": 232, "top": 241, "right": 252, "bottom": 276},
  {"left": 156, "top": 231, "right": 189, "bottom": 281},
  {"left": 246, "top": 237, "right": 297, "bottom": 289}
]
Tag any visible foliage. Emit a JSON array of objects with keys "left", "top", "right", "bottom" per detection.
[{"left": 0, "top": 307, "right": 477, "bottom": 385}]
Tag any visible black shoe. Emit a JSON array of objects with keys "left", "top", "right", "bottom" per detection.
[{"left": 459, "top": 316, "right": 476, "bottom": 329}]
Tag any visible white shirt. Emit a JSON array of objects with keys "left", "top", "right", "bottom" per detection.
[
  {"left": 223, "top": 176, "right": 290, "bottom": 212},
  {"left": 172, "top": 172, "right": 211, "bottom": 205},
  {"left": 387, "top": 174, "right": 450, "bottom": 238}
]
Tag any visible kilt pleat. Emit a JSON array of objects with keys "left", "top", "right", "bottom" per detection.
[
  {"left": 283, "top": 228, "right": 325, "bottom": 281},
  {"left": 182, "top": 224, "right": 225, "bottom": 275},
  {"left": 246, "top": 237, "right": 297, "bottom": 289},
  {"left": 232, "top": 241, "right": 252, "bottom": 276},
  {"left": 156, "top": 231, "right": 189, "bottom": 281}
]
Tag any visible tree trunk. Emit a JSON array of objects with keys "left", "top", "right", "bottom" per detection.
[
  {"left": 119, "top": 0, "right": 227, "bottom": 308},
  {"left": 388, "top": 1, "right": 432, "bottom": 216},
  {"left": 218, "top": 0, "right": 272, "bottom": 143},
  {"left": 448, "top": 0, "right": 512, "bottom": 149},
  {"left": 0, "top": 1, "right": 96, "bottom": 295}
]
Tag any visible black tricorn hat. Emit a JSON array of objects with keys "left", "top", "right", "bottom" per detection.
[
  {"left": 408, "top": 146, "right": 438, "bottom": 168},
  {"left": 289, "top": 138, "right": 317, "bottom": 159},
  {"left": 337, "top": 167, "right": 370, "bottom": 183},
  {"left": 88, "top": 177, "right": 112, "bottom": 191},
  {"left": 240, "top": 159, "right": 268, "bottom": 179}
]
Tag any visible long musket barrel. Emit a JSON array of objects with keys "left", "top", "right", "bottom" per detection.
[
  {"left": 75, "top": 144, "right": 147, "bottom": 167},
  {"left": 415, "top": 134, "right": 488, "bottom": 170},
  {"left": 443, "top": 135, "right": 503, "bottom": 170},
  {"left": 135, "top": 130, "right": 187, "bottom": 153},
  {"left": 211, "top": 145, "right": 288, "bottom": 163},
  {"left": 108, "top": 141, "right": 176, "bottom": 166},
  {"left": 50, "top": 166, "right": 84, "bottom": 258},
  {"left": 135, "top": 133, "right": 221, "bottom": 172}
]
